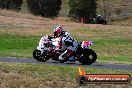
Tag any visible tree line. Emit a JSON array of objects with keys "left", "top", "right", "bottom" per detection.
[
  {"left": 0, "top": 0, "right": 23, "bottom": 11},
  {"left": 0, "top": 0, "right": 97, "bottom": 23}
]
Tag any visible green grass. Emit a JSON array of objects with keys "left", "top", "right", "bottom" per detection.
[
  {"left": 0, "top": 62, "right": 132, "bottom": 88},
  {"left": 0, "top": 36, "right": 38, "bottom": 58},
  {"left": 98, "top": 56, "right": 132, "bottom": 64}
]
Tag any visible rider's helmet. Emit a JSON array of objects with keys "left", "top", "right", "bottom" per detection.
[
  {"left": 97, "top": 15, "right": 101, "bottom": 17},
  {"left": 96, "top": 15, "right": 102, "bottom": 19},
  {"left": 54, "top": 26, "right": 64, "bottom": 38}
]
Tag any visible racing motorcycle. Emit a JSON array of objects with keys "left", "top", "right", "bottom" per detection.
[{"left": 33, "top": 35, "right": 97, "bottom": 65}]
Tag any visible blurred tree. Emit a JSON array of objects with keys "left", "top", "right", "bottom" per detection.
[
  {"left": 0, "top": 0, "right": 23, "bottom": 11},
  {"left": 69, "top": 0, "right": 97, "bottom": 23},
  {"left": 27, "top": 0, "right": 62, "bottom": 18}
]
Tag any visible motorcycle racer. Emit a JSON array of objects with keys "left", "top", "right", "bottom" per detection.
[
  {"left": 53, "top": 26, "right": 79, "bottom": 62},
  {"left": 33, "top": 26, "right": 97, "bottom": 65}
]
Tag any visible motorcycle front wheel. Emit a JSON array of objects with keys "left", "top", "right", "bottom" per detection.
[
  {"left": 79, "top": 49, "right": 97, "bottom": 65},
  {"left": 33, "top": 49, "right": 50, "bottom": 62}
]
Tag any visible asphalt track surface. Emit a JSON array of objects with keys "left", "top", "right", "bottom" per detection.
[{"left": 0, "top": 57, "right": 132, "bottom": 71}]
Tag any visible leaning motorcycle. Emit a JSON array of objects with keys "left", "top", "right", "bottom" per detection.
[{"left": 33, "top": 35, "right": 97, "bottom": 65}]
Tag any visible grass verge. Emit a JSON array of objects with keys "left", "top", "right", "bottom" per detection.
[{"left": 0, "top": 62, "right": 132, "bottom": 88}]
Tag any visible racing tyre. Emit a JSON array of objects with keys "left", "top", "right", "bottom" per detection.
[
  {"left": 80, "top": 49, "right": 97, "bottom": 65},
  {"left": 33, "top": 49, "right": 49, "bottom": 62}
]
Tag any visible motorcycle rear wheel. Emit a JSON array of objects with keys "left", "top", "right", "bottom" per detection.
[
  {"left": 79, "top": 49, "right": 97, "bottom": 65},
  {"left": 33, "top": 49, "right": 50, "bottom": 62}
]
